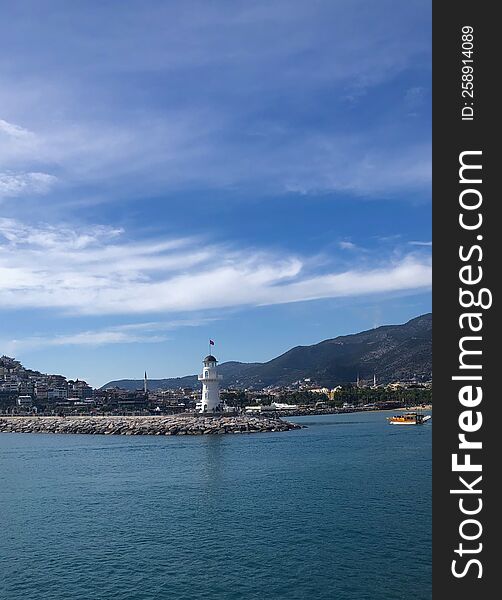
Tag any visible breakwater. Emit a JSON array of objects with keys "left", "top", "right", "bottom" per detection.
[{"left": 0, "top": 415, "right": 302, "bottom": 436}]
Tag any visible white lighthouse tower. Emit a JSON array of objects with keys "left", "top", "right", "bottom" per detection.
[{"left": 197, "top": 353, "right": 222, "bottom": 412}]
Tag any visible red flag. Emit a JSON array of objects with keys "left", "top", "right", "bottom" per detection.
[{"left": 209, "top": 339, "right": 215, "bottom": 345}]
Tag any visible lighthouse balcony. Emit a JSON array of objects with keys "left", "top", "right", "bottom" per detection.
[{"left": 198, "top": 374, "right": 223, "bottom": 381}]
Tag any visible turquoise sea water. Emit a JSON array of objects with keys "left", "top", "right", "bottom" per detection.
[{"left": 0, "top": 412, "right": 431, "bottom": 600}]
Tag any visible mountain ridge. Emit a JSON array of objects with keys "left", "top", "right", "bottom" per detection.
[{"left": 102, "top": 313, "right": 432, "bottom": 390}]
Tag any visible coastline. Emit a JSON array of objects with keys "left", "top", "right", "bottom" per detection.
[{"left": 269, "top": 405, "right": 432, "bottom": 418}]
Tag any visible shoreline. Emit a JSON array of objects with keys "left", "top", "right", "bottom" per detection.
[
  {"left": 0, "top": 415, "right": 302, "bottom": 436},
  {"left": 267, "top": 405, "right": 432, "bottom": 418}
]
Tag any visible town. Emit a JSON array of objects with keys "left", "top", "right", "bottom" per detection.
[{"left": 0, "top": 354, "right": 432, "bottom": 417}]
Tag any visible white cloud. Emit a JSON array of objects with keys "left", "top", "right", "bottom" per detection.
[
  {"left": 0, "top": 119, "right": 34, "bottom": 139},
  {"left": 0, "top": 171, "right": 57, "bottom": 199},
  {"left": 339, "top": 241, "right": 357, "bottom": 250},
  {"left": 0, "top": 218, "right": 431, "bottom": 317},
  {"left": 409, "top": 241, "right": 432, "bottom": 246}
]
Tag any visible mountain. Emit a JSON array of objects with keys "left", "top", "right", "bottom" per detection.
[{"left": 102, "top": 313, "right": 432, "bottom": 390}]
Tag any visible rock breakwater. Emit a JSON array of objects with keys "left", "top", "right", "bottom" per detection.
[{"left": 0, "top": 415, "right": 303, "bottom": 436}]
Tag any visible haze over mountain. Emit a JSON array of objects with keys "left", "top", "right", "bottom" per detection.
[{"left": 103, "top": 313, "right": 432, "bottom": 391}]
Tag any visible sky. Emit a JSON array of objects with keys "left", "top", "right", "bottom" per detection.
[{"left": 0, "top": 0, "right": 431, "bottom": 387}]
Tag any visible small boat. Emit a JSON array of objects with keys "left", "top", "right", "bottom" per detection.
[{"left": 387, "top": 412, "right": 431, "bottom": 425}]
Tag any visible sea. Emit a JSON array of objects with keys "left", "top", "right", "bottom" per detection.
[{"left": 0, "top": 412, "right": 431, "bottom": 600}]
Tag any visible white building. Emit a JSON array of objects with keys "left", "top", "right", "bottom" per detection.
[
  {"left": 269, "top": 402, "right": 298, "bottom": 410},
  {"left": 197, "top": 354, "right": 223, "bottom": 412},
  {"left": 17, "top": 395, "right": 33, "bottom": 407}
]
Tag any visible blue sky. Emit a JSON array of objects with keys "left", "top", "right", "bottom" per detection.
[{"left": 0, "top": 0, "right": 431, "bottom": 387}]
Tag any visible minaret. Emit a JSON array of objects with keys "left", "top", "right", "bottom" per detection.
[
  {"left": 144, "top": 371, "right": 148, "bottom": 394},
  {"left": 373, "top": 373, "right": 377, "bottom": 387},
  {"left": 197, "top": 353, "right": 222, "bottom": 412}
]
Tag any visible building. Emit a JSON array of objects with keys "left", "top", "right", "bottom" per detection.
[
  {"left": 17, "top": 395, "right": 33, "bottom": 408},
  {"left": 68, "top": 379, "right": 93, "bottom": 399},
  {"left": 269, "top": 402, "right": 298, "bottom": 411},
  {"left": 48, "top": 387, "right": 68, "bottom": 400},
  {"left": 197, "top": 354, "right": 223, "bottom": 412},
  {"left": 1, "top": 381, "right": 19, "bottom": 393},
  {"left": 310, "top": 387, "right": 330, "bottom": 395}
]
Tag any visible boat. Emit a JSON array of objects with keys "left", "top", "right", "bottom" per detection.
[{"left": 387, "top": 412, "right": 431, "bottom": 425}]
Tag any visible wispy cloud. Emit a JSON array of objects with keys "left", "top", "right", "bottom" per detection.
[
  {"left": 0, "top": 119, "right": 33, "bottom": 139},
  {"left": 0, "top": 115, "right": 430, "bottom": 201},
  {"left": 0, "top": 1, "right": 430, "bottom": 201},
  {"left": 0, "top": 118, "right": 58, "bottom": 199},
  {"left": 0, "top": 218, "right": 431, "bottom": 317},
  {"left": 1, "top": 318, "right": 215, "bottom": 353},
  {"left": 0, "top": 171, "right": 57, "bottom": 199},
  {"left": 339, "top": 241, "right": 358, "bottom": 251},
  {"left": 409, "top": 241, "right": 432, "bottom": 246}
]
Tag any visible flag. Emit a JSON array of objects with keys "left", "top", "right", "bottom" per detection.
[{"left": 209, "top": 339, "right": 214, "bottom": 346}]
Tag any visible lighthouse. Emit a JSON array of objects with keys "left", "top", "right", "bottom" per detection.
[{"left": 197, "top": 354, "right": 223, "bottom": 412}]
